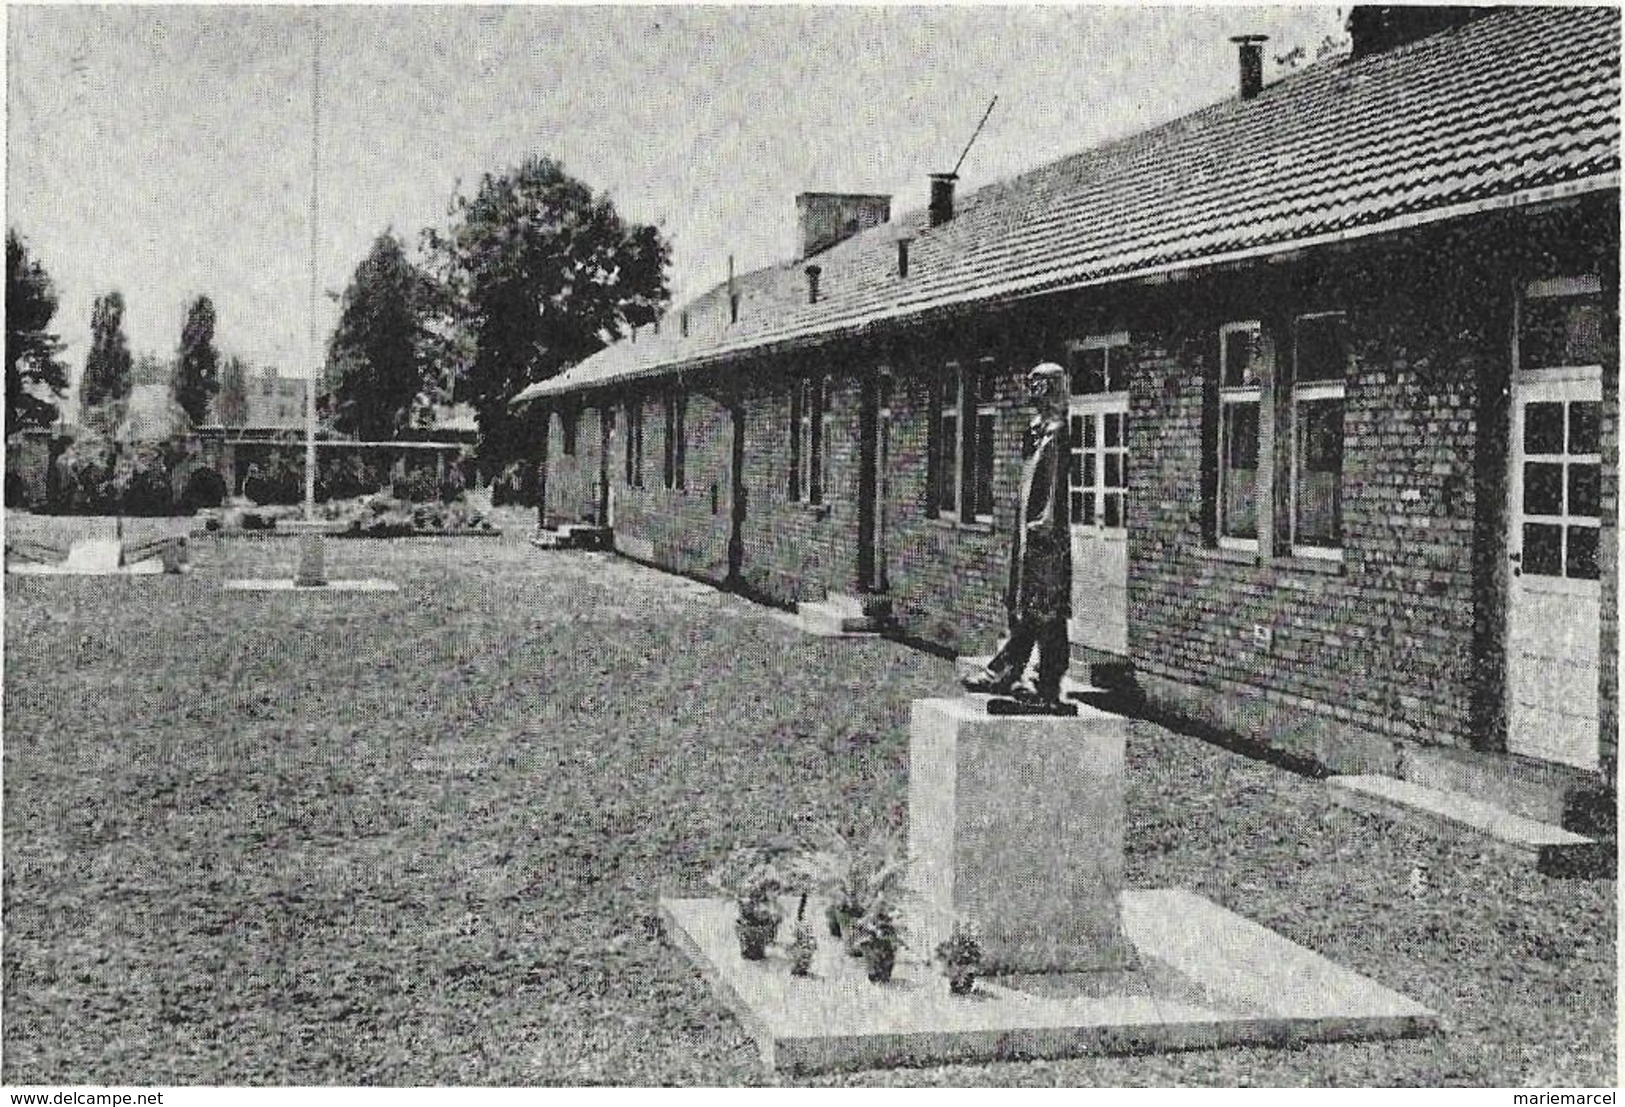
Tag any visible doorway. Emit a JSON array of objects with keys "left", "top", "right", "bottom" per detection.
[{"left": 1505, "top": 277, "right": 1604, "bottom": 770}]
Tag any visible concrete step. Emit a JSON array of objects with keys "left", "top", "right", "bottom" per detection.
[
  {"left": 531, "top": 524, "right": 612, "bottom": 551},
  {"left": 795, "top": 600, "right": 885, "bottom": 637},
  {"left": 1399, "top": 744, "right": 1613, "bottom": 837},
  {"left": 1327, "top": 774, "right": 1613, "bottom": 877}
]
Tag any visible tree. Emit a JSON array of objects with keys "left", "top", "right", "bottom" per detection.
[
  {"left": 216, "top": 354, "right": 250, "bottom": 427},
  {"left": 6, "top": 230, "right": 69, "bottom": 437},
  {"left": 80, "top": 291, "right": 133, "bottom": 433},
  {"left": 173, "top": 295, "right": 219, "bottom": 427},
  {"left": 1275, "top": 8, "right": 1352, "bottom": 70},
  {"left": 324, "top": 232, "right": 441, "bottom": 441},
  {"left": 425, "top": 156, "right": 670, "bottom": 467}
]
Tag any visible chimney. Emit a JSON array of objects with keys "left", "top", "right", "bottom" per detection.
[
  {"left": 929, "top": 173, "right": 957, "bottom": 228},
  {"left": 897, "top": 235, "right": 912, "bottom": 279},
  {"left": 805, "top": 264, "right": 822, "bottom": 305},
  {"left": 1230, "top": 35, "right": 1268, "bottom": 101},
  {"left": 795, "top": 192, "right": 892, "bottom": 259}
]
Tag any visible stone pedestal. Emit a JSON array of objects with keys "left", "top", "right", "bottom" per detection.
[
  {"left": 908, "top": 697, "right": 1128, "bottom": 973},
  {"left": 294, "top": 534, "right": 327, "bottom": 587}
]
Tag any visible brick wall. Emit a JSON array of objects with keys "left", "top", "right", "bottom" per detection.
[
  {"left": 535, "top": 205, "right": 1618, "bottom": 782},
  {"left": 1130, "top": 292, "right": 1490, "bottom": 747},
  {"left": 733, "top": 370, "right": 854, "bottom": 602},
  {"left": 543, "top": 403, "right": 608, "bottom": 525},
  {"left": 607, "top": 388, "right": 735, "bottom": 582}
]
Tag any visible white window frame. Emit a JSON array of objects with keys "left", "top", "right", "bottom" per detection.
[
  {"left": 625, "top": 399, "right": 644, "bottom": 488},
  {"left": 1067, "top": 331, "right": 1131, "bottom": 397},
  {"left": 1217, "top": 321, "right": 1264, "bottom": 553},
  {"left": 935, "top": 364, "right": 963, "bottom": 519},
  {"left": 790, "top": 375, "right": 825, "bottom": 504},
  {"left": 971, "top": 358, "right": 997, "bottom": 523},
  {"left": 1289, "top": 312, "right": 1348, "bottom": 560},
  {"left": 1511, "top": 275, "right": 1605, "bottom": 587},
  {"left": 933, "top": 361, "right": 997, "bottom": 522}
]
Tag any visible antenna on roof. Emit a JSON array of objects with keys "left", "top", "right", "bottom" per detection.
[{"left": 951, "top": 95, "right": 999, "bottom": 177}]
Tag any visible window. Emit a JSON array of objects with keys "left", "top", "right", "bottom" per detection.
[
  {"left": 1067, "top": 334, "right": 1131, "bottom": 529},
  {"left": 1517, "top": 277, "right": 1604, "bottom": 581},
  {"left": 624, "top": 399, "right": 644, "bottom": 487},
  {"left": 662, "top": 391, "right": 681, "bottom": 490},
  {"left": 973, "top": 366, "right": 996, "bottom": 521},
  {"left": 1217, "top": 322, "right": 1266, "bottom": 549},
  {"left": 674, "top": 390, "right": 686, "bottom": 490},
  {"left": 790, "top": 375, "right": 826, "bottom": 503},
  {"left": 932, "top": 362, "right": 996, "bottom": 522},
  {"left": 1291, "top": 313, "right": 1347, "bottom": 555},
  {"left": 561, "top": 407, "right": 577, "bottom": 456},
  {"left": 1068, "top": 331, "right": 1130, "bottom": 395},
  {"left": 935, "top": 369, "right": 960, "bottom": 515}
]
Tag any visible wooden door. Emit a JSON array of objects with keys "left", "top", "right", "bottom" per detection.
[
  {"left": 1506, "top": 277, "right": 1605, "bottom": 769},
  {"left": 1507, "top": 371, "right": 1602, "bottom": 769}
]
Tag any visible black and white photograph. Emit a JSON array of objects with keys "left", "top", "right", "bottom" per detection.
[{"left": 3, "top": 2, "right": 1618, "bottom": 1091}]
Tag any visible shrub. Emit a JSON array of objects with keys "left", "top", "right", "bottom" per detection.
[
  {"left": 317, "top": 452, "right": 382, "bottom": 503},
  {"left": 50, "top": 436, "right": 118, "bottom": 515},
  {"left": 243, "top": 452, "right": 303, "bottom": 505},
  {"left": 112, "top": 444, "right": 175, "bottom": 515},
  {"left": 490, "top": 461, "right": 537, "bottom": 507},
  {"left": 177, "top": 465, "right": 228, "bottom": 512},
  {"left": 5, "top": 470, "right": 31, "bottom": 510},
  {"left": 392, "top": 467, "right": 440, "bottom": 503},
  {"left": 438, "top": 461, "right": 466, "bottom": 504}
]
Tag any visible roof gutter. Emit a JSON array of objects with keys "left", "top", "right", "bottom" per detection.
[{"left": 514, "top": 171, "right": 1618, "bottom": 403}]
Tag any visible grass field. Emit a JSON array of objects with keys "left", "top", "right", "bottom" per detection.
[{"left": 2, "top": 513, "right": 1615, "bottom": 1085}]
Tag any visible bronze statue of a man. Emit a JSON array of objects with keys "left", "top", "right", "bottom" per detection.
[{"left": 962, "top": 362, "right": 1074, "bottom": 713}]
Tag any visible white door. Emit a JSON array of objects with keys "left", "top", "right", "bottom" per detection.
[
  {"left": 1506, "top": 285, "right": 1603, "bottom": 769},
  {"left": 1068, "top": 397, "right": 1129, "bottom": 655}
]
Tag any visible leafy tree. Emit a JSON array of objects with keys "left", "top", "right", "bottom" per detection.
[
  {"left": 173, "top": 295, "right": 219, "bottom": 426},
  {"left": 6, "top": 230, "right": 69, "bottom": 437},
  {"left": 324, "top": 232, "right": 441, "bottom": 441},
  {"left": 80, "top": 291, "right": 134, "bottom": 433},
  {"left": 216, "top": 354, "right": 250, "bottom": 427},
  {"left": 425, "top": 156, "right": 670, "bottom": 467}
]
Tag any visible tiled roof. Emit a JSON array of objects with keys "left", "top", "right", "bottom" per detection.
[{"left": 518, "top": 6, "right": 1620, "bottom": 403}]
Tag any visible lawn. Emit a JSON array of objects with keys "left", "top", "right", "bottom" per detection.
[{"left": 2, "top": 514, "right": 1615, "bottom": 1085}]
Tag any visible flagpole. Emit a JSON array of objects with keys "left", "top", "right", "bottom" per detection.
[{"left": 305, "top": 13, "right": 321, "bottom": 519}]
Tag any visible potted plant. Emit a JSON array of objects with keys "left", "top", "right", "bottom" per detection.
[
  {"left": 852, "top": 902, "right": 904, "bottom": 984},
  {"left": 794, "top": 825, "right": 907, "bottom": 956},
  {"left": 933, "top": 917, "right": 983, "bottom": 996},
  {"left": 707, "top": 848, "right": 786, "bottom": 961},
  {"left": 787, "top": 899, "right": 818, "bottom": 977}
]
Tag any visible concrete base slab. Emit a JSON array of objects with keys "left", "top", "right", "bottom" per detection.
[
  {"left": 8, "top": 539, "right": 185, "bottom": 577},
  {"left": 7, "top": 559, "right": 182, "bottom": 577},
  {"left": 662, "top": 890, "right": 1438, "bottom": 1073},
  {"left": 223, "top": 578, "right": 400, "bottom": 593}
]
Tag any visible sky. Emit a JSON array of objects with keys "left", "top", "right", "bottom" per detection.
[{"left": 7, "top": 3, "right": 1347, "bottom": 407}]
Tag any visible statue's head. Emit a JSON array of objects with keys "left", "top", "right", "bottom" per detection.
[{"left": 1026, "top": 362, "right": 1069, "bottom": 417}]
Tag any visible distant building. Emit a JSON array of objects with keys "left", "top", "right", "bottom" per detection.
[{"left": 114, "top": 383, "right": 190, "bottom": 442}]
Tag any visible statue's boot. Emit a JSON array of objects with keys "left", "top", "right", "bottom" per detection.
[{"left": 961, "top": 670, "right": 1016, "bottom": 694}]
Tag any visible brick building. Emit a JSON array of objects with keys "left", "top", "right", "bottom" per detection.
[{"left": 517, "top": 9, "right": 1620, "bottom": 800}]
